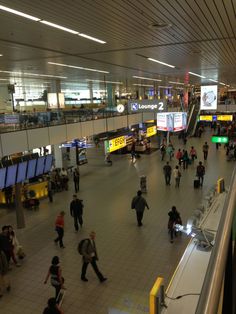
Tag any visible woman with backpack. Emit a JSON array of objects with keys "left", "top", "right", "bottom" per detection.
[{"left": 44, "top": 256, "right": 65, "bottom": 299}]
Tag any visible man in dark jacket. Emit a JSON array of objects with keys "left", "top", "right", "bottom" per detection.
[
  {"left": 70, "top": 195, "right": 83, "bottom": 232},
  {"left": 163, "top": 162, "right": 172, "bottom": 185},
  {"left": 0, "top": 226, "right": 11, "bottom": 263},
  {"left": 131, "top": 190, "right": 149, "bottom": 226},
  {"left": 196, "top": 161, "right": 205, "bottom": 187}
]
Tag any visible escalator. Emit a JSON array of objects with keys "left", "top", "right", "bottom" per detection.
[{"left": 186, "top": 98, "right": 200, "bottom": 136}]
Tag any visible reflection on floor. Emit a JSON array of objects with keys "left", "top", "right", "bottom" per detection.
[{"left": 0, "top": 130, "right": 234, "bottom": 314}]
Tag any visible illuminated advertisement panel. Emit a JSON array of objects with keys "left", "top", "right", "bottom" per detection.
[
  {"left": 173, "top": 112, "right": 187, "bottom": 131},
  {"left": 217, "top": 115, "right": 233, "bottom": 121},
  {"left": 200, "top": 85, "right": 218, "bottom": 110},
  {"left": 157, "top": 113, "right": 173, "bottom": 131}
]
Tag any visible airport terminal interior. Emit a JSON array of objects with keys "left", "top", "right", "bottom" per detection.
[{"left": 0, "top": 1, "right": 235, "bottom": 314}]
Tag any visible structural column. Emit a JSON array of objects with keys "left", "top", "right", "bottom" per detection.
[
  {"left": 15, "top": 183, "right": 25, "bottom": 229},
  {"left": 107, "top": 83, "right": 114, "bottom": 107}
]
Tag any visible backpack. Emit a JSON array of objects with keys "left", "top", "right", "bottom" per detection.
[{"left": 78, "top": 239, "right": 89, "bottom": 255}]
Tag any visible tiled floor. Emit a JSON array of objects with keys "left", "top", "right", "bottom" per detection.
[{"left": 0, "top": 129, "right": 234, "bottom": 314}]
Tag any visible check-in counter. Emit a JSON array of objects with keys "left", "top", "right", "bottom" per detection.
[{"left": 0, "top": 180, "right": 48, "bottom": 204}]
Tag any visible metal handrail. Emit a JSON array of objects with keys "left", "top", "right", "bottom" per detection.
[{"left": 195, "top": 167, "right": 236, "bottom": 314}]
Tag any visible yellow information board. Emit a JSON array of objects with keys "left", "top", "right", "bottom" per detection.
[
  {"left": 199, "top": 115, "right": 212, "bottom": 121},
  {"left": 146, "top": 126, "right": 157, "bottom": 137},
  {"left": 217, "top": 115, "right": 233, "bottom": 121},
  {"left": 107, "top": 136, "right": 126, "bottom": 152}
]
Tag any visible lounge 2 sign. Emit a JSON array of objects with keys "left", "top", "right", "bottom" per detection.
[{"left": 128, "top": 99, "right": 166, "bottom": 113}]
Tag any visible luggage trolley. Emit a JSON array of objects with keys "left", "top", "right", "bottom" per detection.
[{"left": 140, "top": 175, "right": 147, "bottom": 193}]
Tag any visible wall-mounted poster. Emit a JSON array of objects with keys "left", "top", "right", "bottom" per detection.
[{"left": 200, "top": 85, "right": 218, "bottom": 110}]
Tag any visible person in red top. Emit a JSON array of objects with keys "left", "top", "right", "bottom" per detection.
[
  {"left": 175, "top": 149, "right": 183, "bottom": 166},
  {"left": 54, "top": 211, "right": 65, "bottom": 248}
]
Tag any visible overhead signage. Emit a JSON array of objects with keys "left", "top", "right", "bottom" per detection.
[
  {"left": 157, "top": 112, "right": 187, "bottom": 132},
  {"left": 128, "top": 99, "right": 166, "bottom": 113},
  {"left": 199, "top": 115, "right": 213, "bottom": 121},
  {"left": 217, "top": 115, "right": 233, "bottom": 121},
  {"left": 200, "top": 85, "right": 218, "bottom": 110},
  {"left": 211, "top": 136, "right": 229, "bottom": 144},
  {"left": 146, "top": 126, "right": 157, "bottom": 137},
  {"left": 105, "top": 136, "right": 126, "bottom": 153}
]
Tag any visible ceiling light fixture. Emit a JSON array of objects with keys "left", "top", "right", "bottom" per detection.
[
  {"left": 159, "top": 86, "right": 173, "bottom": 89},
  {"left": 209, "top": 79, "right": 218, "bottom": 83},
  {"left": 40, "top": 20, "right": 78, "bottom": 34},
  {"left": 219, "top": 82, "right": 226, "bottom": 86},
  {"left": 86, "top": 79, "right": 122, "bottom": 84},
  {"left": 133, "top": 75, "right": 162, "bottom": 82},
  {"left": 133, "top": 83, "right": 154, "bottom": 87},
  {"left": 0, "top": 4, "right": 40, "bottom": 21},
  {"left": 0, "top": 78, "right": 8, "bottom": 81},
  {"left": 188, "top": 71, "right": 206, "bottom": 79},
  {"left": 48, "top": 62, "right": 109, "bottom": 74},
  {"left": 168, "top": 81, "right": 185, "bottom": 85},
  {"left": 148, "top": 58, "right": 175, "bottom": 68},
  {"left": 78, "top": 33, "right": 106, "bottom": 44},
  {"left": 0, "top": 70, "right": 67, "bottom": 79}
]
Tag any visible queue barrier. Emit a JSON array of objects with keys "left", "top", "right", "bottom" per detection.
[{"left": 149, "top": 277, "right": 165, "bottom": 314}]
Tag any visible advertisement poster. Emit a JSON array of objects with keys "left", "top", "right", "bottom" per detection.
[
  {"left": 200, "top": 85, "right": 218, "bottom": 110},
  {"left": 157, "top": 113, "right": 173, "bottom": 131},
  {"left": 173, "top": 112, "right": 187, "bottom": 131}
]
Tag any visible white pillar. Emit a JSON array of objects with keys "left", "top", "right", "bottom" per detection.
[{"left": 53, "top": 144, "right": 63, "bottom": 168}]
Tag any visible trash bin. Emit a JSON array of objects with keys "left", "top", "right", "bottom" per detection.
[{"left": 140, "top": 175, "right": 147, "bottom": 193}]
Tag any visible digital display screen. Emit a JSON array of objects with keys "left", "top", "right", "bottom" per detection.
[
  {"left": 36, "top": 156, "right": 45, "bottom": 176},
  {"left": 200, "top": 85, "right": 218, "bottom": 110},
  {"left": 5, "top": 165, "right": 17, "bottom": 187},
  {"left": 26, "top": 159, "right": 37, "bottom": 179},
  {"left": 173, "top": 112, "right": 187, "bottom": 131},
  {"left": 44, "top": 155, "right": 53, "bottom": 173},
  {"left": 157, "top": 113, "right": 173, "bottom": 131},
  {"left": 16, "top": 161, "right": 28, "bottom": 184},
  {"left": 0, "top": 168, "right": 6, "bottom": 189}
]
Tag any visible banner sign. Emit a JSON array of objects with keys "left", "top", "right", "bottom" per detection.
[
  {"left": 146, "top": 126, "right": 157, "bottom": 137},
  {"left": 157, "top": 112, "right": 187, "bottom": 132},
  {"left": 128, "top": 99, "right": 166, "bottom": 113},
  {"left": 105, "top": 136, "right": 126, "bottom": 153},
  {"left": 200, "top": 85, "right": 218, "bottom": 110}
]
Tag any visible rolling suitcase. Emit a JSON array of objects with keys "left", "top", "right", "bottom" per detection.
[{"left": 194, "top": 179, "right": 200, "bottom": 189}]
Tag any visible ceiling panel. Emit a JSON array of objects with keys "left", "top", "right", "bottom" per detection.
[{"left": 0, "top": 0, "right": 234, "bottom": 88}]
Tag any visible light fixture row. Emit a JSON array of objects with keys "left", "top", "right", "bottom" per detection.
[
  {"left": 0, "top": 5, "right": 106, "bottom": 44},
  {"left": 0, "top": 70, "right": 67, "bottom": 79},
  {"left": 188, "top": 72, "right": 229, "bottom": 86}
]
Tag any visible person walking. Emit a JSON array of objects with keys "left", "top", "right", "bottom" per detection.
[
  {"left": 168, "top": 206, "right": 182, "bottom": 243},
  {"left": 173, "top": 166, "right": 181, "bottom": 188},
  {"left": 54, "top": 211, "right": 65, "bottom": 248},
  {"left": 0, "top": 226, "right": 11, "bottom": 264},
  {"left": 70, "top": 195, "right": 84, "bottom": 232},
  {"left": 182, "top": 150, "right": 189, "bottom": 170},
  {"left": 43, "top": 297, "right": 64, "bottom": 314},
  {"left": 196, "top": 161, "right": 205, "bottom": 187},
  {"left": 163, "top": 162, "right": 172, "bottom": 185},
  {"left": 79, "top": 231, "right": 107, "bottom": 283},
  {"left": 73, "top": 168, "right": 80, "bottom": 193},
  {"left": 166, "top": 143, "right": 174, "bottom": 161},
  {"left": 160, "top": 143, "right": 166, "bottom": 161},
  {"left": 175, "top": 149, "right": 183, "bottom": 166},
  {"left": 47, "top": 177, "right": 54, "bottom": 203},
  {"left": 131, "top": 190, "right": 149, "bottom": 226},
  {"left": 44, "top": 256, "right": 65, "bottom": 300},
  {"left": 0, "top": 250, "right": 11, "bottom": 297},
  {"left": 189, "top": 146, "right": 197, "bottom": 162},
  {"left": 7, "top": 226, "right": 20, "bottom": 267},
  {"left": 203, "top": 142, "right": 209, "bottom": 160}
]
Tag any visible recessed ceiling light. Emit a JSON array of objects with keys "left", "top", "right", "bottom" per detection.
[
  {"left": 48, "top": 62, "right": 109, "bottom": 74},
  {"left": 133, "top": 76, "right": 162, "bottom": 82},
  {"left": 0, "top": 78, "right": 8, "bottom": 81},
  {"left": 168, "top": 81, "right": 185, "bottom": 85},
  {"left": 188, "top": 72, "right": 206, "bottom": 79},
  {"left": 133, "top": 83, "right": 154, "bottom": 87},
  {"left": 86, "top": 79, "right": 122, "bottom": 84},
  {"left": 159, "top": 86, "right": 173, "bottom": 89},
  {"left": 0, "top": 4, "right": 40, "bottom": 21},
  {"left": 78, "top": 34, "right": 106, "bottom": 44},
  {"left": 40, "top": 20, "right": 79, "bottom": 34},
  {"left": 148, "top": 58, "right": 175, "bottom": 68},
  {"left": 209, "top": 79, "right": 218, "bottom": 83},
  {"left": 0, "top": 70, "right": 67, "bottom": 79}
]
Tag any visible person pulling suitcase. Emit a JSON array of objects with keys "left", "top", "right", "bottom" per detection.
[{"left": 196, "top": 161, "right": 205, "bottom": 188}]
